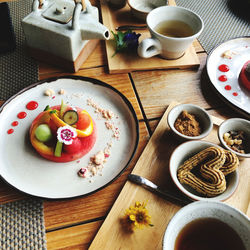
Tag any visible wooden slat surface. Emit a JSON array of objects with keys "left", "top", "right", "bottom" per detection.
[
  {"left": 44, "top": 121, "right": 149, "bottom": 230},
  {"left": 0, "top": 0, "right": 249, "bottom": 249},
  {"left": 39, "top": 42, "right": 107, "bottom": 76},
  {"left": 131, "top": 53, "right": 213, "bottom": 120},
  {"left": 100, "top": 0, "right": 200, "bottom": 74},
  {"left": 46, "top": 220, "right": 103, "bottom": 250},
  {"left": 89, "top": 102, "right": 250, "bottom": 249}
]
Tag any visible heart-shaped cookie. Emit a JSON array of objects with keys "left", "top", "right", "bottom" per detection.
[{"left": 177, "top": 146, "right": 228, "bottom": 197}]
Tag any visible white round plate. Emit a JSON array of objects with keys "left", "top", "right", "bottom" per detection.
[
  {"left": 206, "top": 36, "right": 250, "bottom": 118},
  {"left": 0, "top": 76, "right": 139, "bottom": 199}
]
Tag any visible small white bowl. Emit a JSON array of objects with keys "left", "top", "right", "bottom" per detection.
[
  {"left": 218, "top": 118, "right": 250, "bottom": 160},
  {"left": 163, "top": 201, "right": 250, "bottom": 250},
  {"left": 127, "top": 0, "right": 168, "bottom": 21},
  {"left": 169, "top": 140, "right": 239, "bottom": 201},
  {"left": 167, "top": 104, "right": 213, "bottom": 141}
]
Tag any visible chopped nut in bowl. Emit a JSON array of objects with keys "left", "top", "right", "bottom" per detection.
[
  {"left": 218, "top": 118, "right": 250, "bottom": 160},
  {"left": 167, "top": 104, "right": 213, "bottom": 141}
]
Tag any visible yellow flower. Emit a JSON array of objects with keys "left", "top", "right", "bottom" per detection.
[{"left": 121, "top": 201, "right": 153, "bottom": 232}]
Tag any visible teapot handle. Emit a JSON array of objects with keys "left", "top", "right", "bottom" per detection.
[
  {"left": 32, "top": 0, "right": 86, "bottom": 12},
  {"left": 74, "top": 0, "right": 86, "bottom": 11},
  {"left": 72, "top": 0, "right": 92, "bottom": 30},
  {"left": 32, "top": 0, "right": 46, "bottom": 11}
]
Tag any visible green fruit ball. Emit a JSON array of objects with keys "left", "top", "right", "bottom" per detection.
[{"left": 35, "top": 124, "right": 53, "bottom": 142}]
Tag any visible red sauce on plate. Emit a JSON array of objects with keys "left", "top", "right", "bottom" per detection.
[
  {"left": 26, "top": 101, "right": 38, "bottom": 110},
  {"left": 218, "top": 64, "right": 229, "bottom": 72},
  {"left": 219, "top": 75, "right": 227, "bottom": 82},
  {"left": 17, "top": 111, "right": 27, "bottom": 119},
  {"left": 7, "top": 129, "right": 14, "bottom": 134},
  {"left": 8, "top": 100, "right": 38, "bottom": 135},
  {"left": 12, "top": 121, "right": 19, "bottom": 126},
  {"left": 225, "top": 85, "right": 231, "bottom": 90}
]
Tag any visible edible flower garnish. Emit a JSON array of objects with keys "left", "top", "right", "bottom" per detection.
[
  {"left": 111, "top": 30, "right": 141, "bottom": 56},
  {"left": 121, "top": 201, "right": 153, "bottom": 232},
  {"left": 57, "top": 126, "right": 77, "bottom": 145}
]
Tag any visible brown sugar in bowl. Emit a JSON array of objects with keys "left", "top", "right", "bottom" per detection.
[{"left": 167, "top": 104, "right": 213, "bottom": 141}]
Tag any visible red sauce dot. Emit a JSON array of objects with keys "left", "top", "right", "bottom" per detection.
[
  {"left": 26, "top": 101, "right": 38, "bottom": 110},
  {"left": 12, "top": 121, "right": 19, "bottom": 126},
  {"left": 225, "top": 85, "right": 231, "bottom": 91},
  {"left": 233, "top": 92, "right": 238, "bottom": 96},
  {"left": 17, "top": 111, "right": 27, "bottom": 119},
  {"left": 218, "top": 64, "right": 229, "bottom": 72},
  {"left": 7, "top": 129, "right": 14, "bottom": 134},
  {"left": 219, "top": 75, "right": 227, "bottom": 82}
]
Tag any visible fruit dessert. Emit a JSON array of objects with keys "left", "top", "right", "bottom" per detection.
[
  {"left": 239, "top": 60, "right": 250, "bottom": 91},
  {"left": 30, "top": 101, "right": 97, "bottom": 162}
]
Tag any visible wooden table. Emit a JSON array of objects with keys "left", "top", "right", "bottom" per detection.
[{"left": 0, "top": 1, "right": 249, "bottom": 249}]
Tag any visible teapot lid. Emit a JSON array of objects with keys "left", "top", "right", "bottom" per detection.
[{"left": 42, "top": 1, "right": 75, "bottom": 24}]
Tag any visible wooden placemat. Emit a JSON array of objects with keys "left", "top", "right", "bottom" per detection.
[
  {"left": 100, "top": 0, "right": 200, "bottom": 74},
  {"left": 89, "top": 102, "right": 250, "bottom": 249}
]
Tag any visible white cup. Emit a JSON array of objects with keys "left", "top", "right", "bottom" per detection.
[
  {"left": 162, "top": 201, "right": 250, "bottom": 250},
  {"left": 137, "top": 6, "right": 204, "bottom": 59}
]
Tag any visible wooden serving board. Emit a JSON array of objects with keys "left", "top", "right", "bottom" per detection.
[
  {"left": 100, "top": 0, "right": 200, "bottom": 74},
  {"left": 89, "top": 102, "right": 250, "bottom": 250}
]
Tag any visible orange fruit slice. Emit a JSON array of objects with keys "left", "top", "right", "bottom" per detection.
[{"left": 50, "top": 109, "right": 93, "bottom": 137}]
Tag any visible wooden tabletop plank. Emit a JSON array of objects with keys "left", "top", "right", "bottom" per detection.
[
  {"left": 46, "top": 220, "right": 103, "bottom": 250},
  {"left": 89, "top": 102, "right": 250, "bottom": 250},
  {"left": 39, "top": 42, "right": 107, "bottom": 76},
  {"left": 44, "top": 121, "right": 149, "bottom": 230},
  {"left": 131, "top": 52, "right": 233, "bottom": 120}
]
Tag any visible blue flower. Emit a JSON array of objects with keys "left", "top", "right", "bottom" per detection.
[
  {"left": 123, "top": 32, "right": 141, "bottom": 50},
  {"left": 112, "top": 30, "right": 141, "bottom": 56}
]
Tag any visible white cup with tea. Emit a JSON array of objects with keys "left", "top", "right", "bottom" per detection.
[
  {"left": 162, "top": 201, "right": 250, "bottom": 250},
  {"left": 137, "top": 6, "right": 204, "bottom": 59}
]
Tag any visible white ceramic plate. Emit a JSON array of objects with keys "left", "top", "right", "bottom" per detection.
[
  {"left": 0, "top": 76, "right": 139, "bottom": 199},
  {"left": 207, "top": 36, "right": 250, "bottom": 118}
]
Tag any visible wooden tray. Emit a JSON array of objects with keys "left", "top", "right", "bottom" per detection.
[
  {"left": 100, "top": 0, "right": 200, "bottom": 74},
  {"left": 89, "top": 102, "right": 250, "bottom": 249}
]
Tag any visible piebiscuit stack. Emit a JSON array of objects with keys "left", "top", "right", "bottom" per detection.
[{"left": 177, "top": 146, "right": 239, "bottom": 197}]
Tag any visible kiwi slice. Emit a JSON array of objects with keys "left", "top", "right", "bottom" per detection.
[{"left": 63, "top": 110, "right": 79, "bottom": 125}]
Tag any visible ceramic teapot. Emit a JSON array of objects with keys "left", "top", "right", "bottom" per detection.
[{"left": 22, "top": 0, "right": 110, "bottom": 71}]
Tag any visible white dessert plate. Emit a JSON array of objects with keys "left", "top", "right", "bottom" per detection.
[
  {"left": 0, "top": 76, "right": 139, "bottom": 199},
  {"left": 206, "top": 36, "right": 250, "bottom": 118}
]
